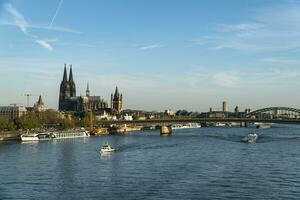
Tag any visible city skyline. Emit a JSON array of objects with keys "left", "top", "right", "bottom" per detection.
[{"left": 1, "top": 0, "right": 300, "bottom": 111}]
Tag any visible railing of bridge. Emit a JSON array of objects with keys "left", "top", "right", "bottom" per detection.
[
  {"left": 95, "top": 118, "right": 300, "bottom": 126},
  {"left": 246, "top": 107, "right": 300, "bottom": 118}
]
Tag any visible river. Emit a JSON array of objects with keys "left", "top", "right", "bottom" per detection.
[{"left": 1, "top": 125, "right": 300, "bottom": 199}]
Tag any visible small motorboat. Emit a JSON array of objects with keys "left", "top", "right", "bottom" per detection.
[
  {"left": 100, "top": 143, "right": 115, "bottom": 153},
  {"left": 242, "top": 133, "right": 258, "bottom": 143}
]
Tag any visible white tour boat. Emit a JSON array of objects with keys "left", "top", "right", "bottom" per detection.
[
  {"left": 20, "top": 130, "right": 89, "bottom": 142},
  {"left": 242, "top": 133, "right": 258, "bottom": 143},
  {"left": 51, "top": 130, "right": 90, "bottom": 139},
  {"left": 172, "top": 123, "right": 201, "bottom": 130},
  {"left": 100, "top": 143, "right": 115, "bottom": 153},
  {"left": 20, "top": 133, "right": 39, "bottom": 141}
]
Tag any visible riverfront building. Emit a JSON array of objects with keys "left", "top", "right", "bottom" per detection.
[
  {"left": 222, "top": 101, "right": 228, "bottom": 112},
  {"left": 58, "top": 64, "right": 109, "bottom": 113},
  {"left": 199, "top": 101, "right": 244, "bottom": 118},
  {"left": 0, "top": 106, "right": 27, "bottom": 120}
]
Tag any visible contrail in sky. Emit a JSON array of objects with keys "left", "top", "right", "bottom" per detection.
[{"left": 49, "top": 0, "right": 63, "bottom": 29}]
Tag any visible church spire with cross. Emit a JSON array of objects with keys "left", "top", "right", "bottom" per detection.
[
  {"left": 86, "top": 82, "right": 90, "bottom": 97},
  {"left": 111, "top": 86, "right": 123, "bottom": 113}
]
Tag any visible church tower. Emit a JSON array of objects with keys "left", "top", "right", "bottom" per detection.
[
  {"left": 34, "top": 95, "right": 46, "bottom": 112},
  {"left": 86, "top": 82, "right": 90, "bottom": 97},
  {"left": 69, "top": 65, "right": 76, "bottom": 97},
  {"left": 111, "top": 86, "right": 123, "bottom": 113},
  {"left": 59, "top": 64, "right": 76, "bottom": 111}
]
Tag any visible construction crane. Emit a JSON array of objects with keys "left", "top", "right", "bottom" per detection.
[{"left": 24, "top": 93, "right": 39, "bottom": 107}]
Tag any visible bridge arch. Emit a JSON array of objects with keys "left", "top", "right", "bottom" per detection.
[{"left": 246, "top": 107, "right": 300, "bottom": 118}]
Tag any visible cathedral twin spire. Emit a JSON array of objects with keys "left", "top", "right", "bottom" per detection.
[
  {"left": 69, "top": 65, "right": 74, "bottom": 82},
  {"left": 59, "top": 64, "right": 121, "bottom": 112},
  {"left": 60, "top": 64, "right": 76, "bottom": 98},
  {"left": 63, "top": 64, "right": 68, "bottom": 82},
  {"left": 62, "top": 64, "right": 74, "bottom": 83},
  {"left": 59, "top": 64, "right": 76, "bottom": 110}
]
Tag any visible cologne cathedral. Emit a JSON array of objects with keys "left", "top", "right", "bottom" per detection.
[{"left": 58, "top": 64, "right": 109, "bottom": 113}]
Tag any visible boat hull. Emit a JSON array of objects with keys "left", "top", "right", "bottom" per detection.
[
  {"left": 100, "top": 149, "right": 115, "bottom": 153},
  {"left": 52, "top": 131, "right": 90, "bottom": 139},
  {"left": 20, "top": 134, "right": 39, "bottom": 141},
  {"left": 20, "top": 131, "right": 89, "bottom": 142}
]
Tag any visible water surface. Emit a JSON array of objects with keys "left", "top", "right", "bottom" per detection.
[{"left": 1, "top": 125, "right": 300, "bottom": 199}]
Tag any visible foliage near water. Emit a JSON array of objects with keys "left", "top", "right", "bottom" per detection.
[
  {"left": 0, "top": 118, "right": 15, "bottom": 131},
  {"left": 0, "top": 110, "right": 83, "bottom": 131}
]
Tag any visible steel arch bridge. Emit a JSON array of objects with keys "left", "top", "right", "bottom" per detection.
[{"left": 246, "top": 107, "right": 300, "bottom": 118}]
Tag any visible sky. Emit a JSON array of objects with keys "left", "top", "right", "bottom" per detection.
[{"left": 1, "top": 0, "right": 300, "bottom": 112}]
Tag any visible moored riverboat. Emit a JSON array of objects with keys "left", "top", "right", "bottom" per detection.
[
  {"left": 20, "top": 130, "right": 89, "bottom": 141},
  {"left": 51, "top": 130, "right": 90, "bottom": 139},
  {"left": 20, "top": 133, "right": 39, "bottom": 141},
  {"left": 172, "top": 123, "right": 201, "bottom": 130}
]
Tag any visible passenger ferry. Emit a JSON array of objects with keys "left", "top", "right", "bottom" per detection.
[
  {"left": 51, "top": 130, "right": 90, "bottom": 139},
  {"left": 20, "top": 130, "right": 90, "bottom": 141},
  {"left": 37, "top": 133, "right": 56, "bottom": 140},
  {"left": 172, "top": 123, "right": 201, "bottom": 130}
]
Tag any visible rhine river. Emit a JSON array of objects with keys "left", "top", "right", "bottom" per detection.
[{"left": 1, "top": 125, "right": 300, "bottom": 199}]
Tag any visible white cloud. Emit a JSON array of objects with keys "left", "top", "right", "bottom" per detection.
[
  {"left": 49, "top": 0, "right": 63, "bottom": 29},
  {"left": 77, "top": 43, "right": 96, "bottom": 48},
  {"left": 260, "top": 57, "right": 300, "bottom": 64},
  {"left": 139, "top": 44, "right": 163, "bottom": 50},
  {"left": 35, "top": 39, "right": 57, "bottom": 51},
  {"left": 2, "top": 2, "right": 80, "bottom": 47},
  {"left": 4, "top": 3, "right": 28, "bottom": 33},
  {"left": 212, "top": 72, "right": 240, "bottom": 87},
  {"left": 193, "top": 3, "right": 300, "bottom": 53},
  {"left": 45, "top": 25, "right": 80, "bottom": 33},
  {"left": 0, "top": 21, "right": 80, "bottom": 33},
  {"left": 216, "top": 23, "right": 264, "bottom": 32},
  {"left": 2, "top": 3, "right": 77, "bottom": 51}
]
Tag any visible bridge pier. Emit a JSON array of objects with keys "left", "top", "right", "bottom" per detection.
[
  {"left": 240, "top": 122, "right": 248, "bottom": 128},
  {"left": 160, "top": 125, "right": 172, "bottom": 135}
]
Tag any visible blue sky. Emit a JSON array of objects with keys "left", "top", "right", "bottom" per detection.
[{"left": 1, "top": 0, "right": 300, "bottom": 111}]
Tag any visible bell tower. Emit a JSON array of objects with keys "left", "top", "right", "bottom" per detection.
[{"left": 111, "top": 86, "right": 123, "bottom": 113}]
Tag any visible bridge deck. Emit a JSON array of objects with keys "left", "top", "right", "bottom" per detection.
[{"left": 96, "top": 118, "right": 300, "bottom": 125}]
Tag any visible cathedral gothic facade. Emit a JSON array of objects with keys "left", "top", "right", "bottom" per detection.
[{"left": 58, "top": 64, "right": 108, "bottom": 113}]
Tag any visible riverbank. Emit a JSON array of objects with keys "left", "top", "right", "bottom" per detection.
[
  {"left": 0, "top": 131, "right": 20, "bottom": 141},
  {"left": 0, "top": 125, "right": 155, "bottom": 141},
  {"left": 108, "top": 125, "right": 144, "bottom": 134}
]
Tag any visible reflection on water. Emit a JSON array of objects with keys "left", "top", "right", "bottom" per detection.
[
  {"left": 21, "top": 141, "right": 39, "bottom": 145},
  {"left": 1, "top": 126, "right": 300, "bottom": 199},
  {"left": 100, "top": 152, "right": 115, "bottom": 160}
]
